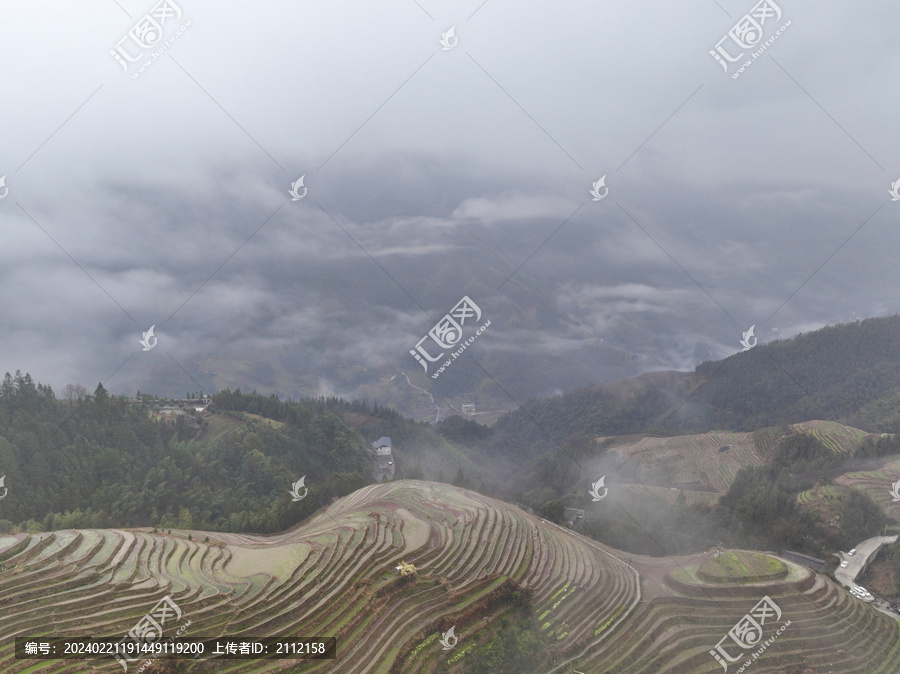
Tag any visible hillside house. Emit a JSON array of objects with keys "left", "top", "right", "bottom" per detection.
[
  {"left": 563, "top": 508, "right": 585, "bottom": 528},
  {"left": 370, "top": 437, "right": 395, "bottom": 479},
  {"left": 372, "top": 437, "right": 393, "bottom": 467}
]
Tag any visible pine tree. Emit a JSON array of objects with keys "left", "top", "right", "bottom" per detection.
[
  {"left": 93, "top": 382, "right": 109, "bottom": 403},
  {"left": 452, "top": 467, "right": 471, "bottom": 489}
]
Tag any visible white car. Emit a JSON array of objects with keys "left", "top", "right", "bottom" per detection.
[
  {"left": 848, "top": 549, "right": 857, "bottom": 556},
  {"left": 840, "top": 561, "right": 848, "bottom": 568}
]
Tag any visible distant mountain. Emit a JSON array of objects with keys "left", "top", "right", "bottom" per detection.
[
  {"left": 494, "top": 315, "right": 900, "bottom": 449},
  {"left": 120, "top": 248, "right": 654, "bottom": 423}
]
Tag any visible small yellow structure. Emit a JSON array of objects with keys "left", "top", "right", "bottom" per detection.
[{"left": 394, "top": 560, "right": 417, "bottom": 577}]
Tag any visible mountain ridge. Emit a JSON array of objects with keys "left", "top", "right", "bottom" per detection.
[{"left": 493, "top": 314, "right": 900, "bottom": 451}]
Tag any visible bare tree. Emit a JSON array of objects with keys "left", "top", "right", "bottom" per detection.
[{"left": 63, "top": 383, "right": 89, "bottom": 404}]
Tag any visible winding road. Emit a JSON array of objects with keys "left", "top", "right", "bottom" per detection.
[
  {"left": 402, "top": 372, "right": 441, "bottom": 423},
  {"left": 835, "top": 534, "right": 898, "bottom": 617}
]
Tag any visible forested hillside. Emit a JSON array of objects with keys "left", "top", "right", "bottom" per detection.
[
  {"left": 492, "top": 315, "right": 900, "bottom": 455},
  {"left": 0, "top": 374, "right": 371, "bottom": 534},
  {"left": 692, "top": 316, "right": 900, "bottom": 431}
]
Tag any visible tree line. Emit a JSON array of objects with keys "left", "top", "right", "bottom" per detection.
[{"left": 0, "top": 373, "right": 371, "bottom": 534}]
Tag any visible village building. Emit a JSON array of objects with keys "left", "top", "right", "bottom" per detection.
[
  {"left": 563, "top": 507, "right": 585, "bottom": 528},
  {"left": 370, "top": 436, "right": 395, "bottom": 480},
  {"left": 372, "top": 437, "right": 393, "bottom": 466}
]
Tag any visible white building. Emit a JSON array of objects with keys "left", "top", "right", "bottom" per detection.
[{"left": 371, "top": 437, "right": 394, "bottom": 469}]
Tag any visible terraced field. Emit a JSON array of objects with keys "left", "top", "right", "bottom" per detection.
[
  {"left": 0, "top": 481, "right": 639, "bottom": 673},
  {"left": 796, "top": 484, "right": 843, "bottom": 505},
  {"left": 789, "top": 420, "right": 875, "bottom": 454},
  {"left": 2, "top": 481, "right": 897, "bottom": 673},
  {"left": 621, "top": 484, "right": 719, "bottom": 508},
  {"left": 567, "top": 550, "right": 900, "bottom": 673},
  {"left": 836, "top": 455, "right": 900, "bottom": 519},
  {"left": 611, "top": 421, "right": 880, "bottom": 497}
]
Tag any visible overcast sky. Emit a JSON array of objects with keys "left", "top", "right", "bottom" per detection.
[{"left": 1, "top": 0, "right": 898, "bottom": 406}]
